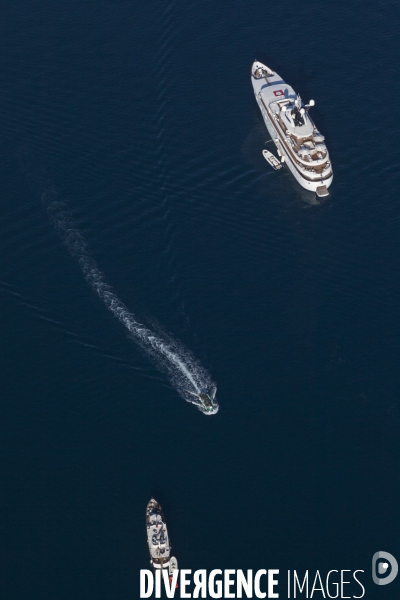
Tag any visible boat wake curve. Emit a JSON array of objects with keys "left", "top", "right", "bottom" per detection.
[{"left": 45, "top": 195, "right": 218, "bottom": 415}]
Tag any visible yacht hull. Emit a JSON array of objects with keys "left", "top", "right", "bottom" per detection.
[
  {"left": 146, "top": 498, "right": 171, "bottom": 570},
  {"left": 251, "top": 61, "right": 333, "bottom": 194}
]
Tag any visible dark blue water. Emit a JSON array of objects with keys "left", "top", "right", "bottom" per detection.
[{"left": 1, "top": 0, "right": 399, "bottom": 598}]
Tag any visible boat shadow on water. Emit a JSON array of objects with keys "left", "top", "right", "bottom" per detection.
[{"left": 284, "top": 169, "right": 331, "bottom": 207}]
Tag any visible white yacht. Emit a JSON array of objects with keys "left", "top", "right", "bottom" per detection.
[
  {"left": 146, "top": 498, "right": 171, "bottom": 570},
  {"left": 251, "top": 61, "right": 333, "bottom": 196}
]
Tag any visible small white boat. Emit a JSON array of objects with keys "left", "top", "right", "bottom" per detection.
[
  {"left": 262, "top": 149, "right": 282, "bottom": 170},
  {"left": 169, "top": 556, "right": 178, "bottom": 575},
  {"left": 168, "top": 557, "right": 179, "bottom": 590}
]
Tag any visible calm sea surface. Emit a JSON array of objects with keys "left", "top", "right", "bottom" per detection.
[{"left": 1, "top": 0, "right": 399, "bottom": 598}]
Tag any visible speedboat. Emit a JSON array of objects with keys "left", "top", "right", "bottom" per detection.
[
  {"left": 187, "top": 387, "right": 219, "bottom": 414},
  {"left": 251, "top": 60, "right": 333, "bottom": 197},
  {"left": 198, "top": 389, "right": 218, "bottom": 414}
]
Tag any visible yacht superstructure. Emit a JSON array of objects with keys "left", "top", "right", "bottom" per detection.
[
  {"left": 251, "top": 61, "right": 332, "bottom": 196},
  {"left": 146, "top": 498, "right": 171, "bottom": 570}
]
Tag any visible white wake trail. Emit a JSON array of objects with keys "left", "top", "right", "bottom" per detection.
[{"left": 47, "top": 199, "right": 218, "bottom": 415}]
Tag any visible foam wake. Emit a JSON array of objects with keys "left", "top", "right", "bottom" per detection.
[{"left": 46, "top": 197, "right": 218, "bottom": 415}]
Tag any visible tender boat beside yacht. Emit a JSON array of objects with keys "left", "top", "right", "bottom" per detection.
[
  {"left": 262, "top": 149, "right": 283, "bottom": 170},
  {"left": 251, "top": 60, "right": 332, "bottom": 197},
  {"left": 169, "top": 556, "right": 179, "bottom": 589}
]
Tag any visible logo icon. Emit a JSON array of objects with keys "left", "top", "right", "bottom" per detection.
[{"left": 372, "top": 551, "right": 398, "bottom": 585}]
